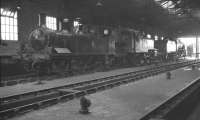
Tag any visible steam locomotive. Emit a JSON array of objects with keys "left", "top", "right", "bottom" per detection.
[{"left": 19, "top": 25, "right": 171, "bottom": 74}]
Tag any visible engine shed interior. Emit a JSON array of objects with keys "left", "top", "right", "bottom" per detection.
[
  {"left": 0, "top": 0, "right": 200, "bottom": 74},
  {"left": 0, "top": 1, "right": 200, "bottom": 120}
]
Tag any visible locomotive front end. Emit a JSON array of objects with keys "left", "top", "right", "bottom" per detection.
[{"left": 20, "top": 27, "right": 56, "bottom": 72}]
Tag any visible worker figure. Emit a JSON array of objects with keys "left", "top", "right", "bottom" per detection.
[
  {"left": 79, "top": 96, "right": 91, "bottom": 114},
  {"left": 166, "top": 71, "right": 171, "bottom": 79}
]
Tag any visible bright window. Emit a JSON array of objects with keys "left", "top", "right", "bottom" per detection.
[
  {"left": 46, "top": 16, "right": 57, "bottom": 30},
  {"left": 167, "top": 40, "right": 176, "bottom": 53},
  {"left": 1, "top": 8, "right": 18, "bottom": 40},
  {"left": 178, "top": 37, "right": 200, "bottom": 57}
]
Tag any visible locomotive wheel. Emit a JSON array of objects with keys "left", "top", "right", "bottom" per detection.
[
  {"left": 139, "top": 59, "right": 145, "bottom": 65},
  {"left": 32, "top": 61, "right": 49, "bottom": 75},
  {"left": 146, "top": 59, "right": 151, "bottom": 65},
  {"left": 51, "top": 60, "right": 67, "bottom": 74},
  {"left": 23, "top": 61, "right": 33, "bottom": 72}
]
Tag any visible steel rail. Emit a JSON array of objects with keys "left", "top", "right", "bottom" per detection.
[
  {"left": 0, "top": 60, "right": 199, "bottom": 119},
  {"left": 1, "top": 60, "right": 197, "bottom": 103},
  {"left": 0, "top": 60, "right": 198, "bottom": 105},
  {"left": 0, "top": 60, "right": 198, "bottom": 106},
  {"left": 0, "top": 60, "right": 186, "bottom": 87}
]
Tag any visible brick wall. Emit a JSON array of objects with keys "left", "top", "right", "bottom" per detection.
[{"left": 1, "top": 0, "right": 68, "bottom": 56}]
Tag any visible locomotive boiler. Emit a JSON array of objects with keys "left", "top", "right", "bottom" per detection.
[
  {"left": 20, "top": 25, "right": 169, "bottom": 74},
  {"left": 21, "top": 25, "right": 117, "bottom": 73}
]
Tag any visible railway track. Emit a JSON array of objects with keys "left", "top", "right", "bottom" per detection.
[
  {"left": 0, "top": 71, "right": 69, "bottom": 87},
  {"left": 0, "top": 60, "right": 186, "bottom": 87},
  {"left": 0, "top": 60, "right": 199, "bottom": 119},
  {"left": 140, "top": 77, "right": 200, "bottom": 120}
]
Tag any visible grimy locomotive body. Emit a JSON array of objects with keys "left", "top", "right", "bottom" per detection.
[{"left": 18, "top": 25, "right": 172, "bottom": 74}]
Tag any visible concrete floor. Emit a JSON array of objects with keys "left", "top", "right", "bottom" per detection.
[
  {"left": 8, "top": 66, "right": 200, "bottom": 120},
  {"left": 0, "top": 64, "right": 157, "bottom": 98}
]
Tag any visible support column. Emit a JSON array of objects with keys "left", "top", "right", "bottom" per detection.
[
  {"left": 57, "top": 18, "right": 62, "bottom": 30},
  {"left": 38, "top": 13, "right": 46, "bottom": 27},
  {"left": 175, "top": 39, "right": 177, "bottom": 52},
  {"left": 196, "top": 35, "right": 199, "bottom": 59}
]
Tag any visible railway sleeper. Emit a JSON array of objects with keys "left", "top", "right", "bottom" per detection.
[
  {"left": 106, "top": 83, "right": 115, "bottom": 89},
  {"left": 33, "top": 99, "right": 57, "bottom": 109},
  {"left": 104, "top": 84, "right": 114, "bottom": 90},
  {"left": 114, "top": 81, "right": 122, "bottom": 86},
  {"left": 96, "top": 86, "right": 106, "bottom": 91},
  {"left": 0, "top": 109, "right": 17, "bottom": 119},
  {"left": 3, "top": 90, "right": 51, "bottom": 104},
  {"left": 0, "top": 92, "right": 60, "bottom": 111},
  {"left": 45, "top": 98, "right": 59, "bottom": 106},
  {"left": 59, "top": 94, "right": 75, "bottom": 101},
  {"left": 121, "top": 80, "right": 129, "bottom": 84},
  {"left": 17, "top": 104, "right": 38, "bottom": 114},
  {"left": 18, "top": 79, "right": 30, "bottom": 84},
  {"left": 118, "top": 80, "right": 126, "bottom": 84},
  {"left": 110, "top": 83, "right": 120, "bottom": 88},
  {"left": 86, "top": 88, "right": 97, "bottom": 94},
  {"left": 75, "top": 91, "right": 87, "bottom": 98},
  {"left": 127, "top": 78, "right": 134, "bottom": 83},
  {"left": 143, "top": 74, "right": 149, "bottom": 78},
  {"left": 5, "top": 81, "right": 18, "bottom": 86},
  {"left": 134, "top": 76, "right": 141, "bottom": 80}
]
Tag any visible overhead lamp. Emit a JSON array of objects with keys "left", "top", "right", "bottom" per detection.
[
  {"left": 147, "top": 34, "right": 151, "bottom": 39},
  {"left": 96, "top": 0, "right": 103, "bottom": 6},
  {"left": 73, "top": 21, "right": 79, "bottom": 27},
  {"left": 17, "top": 6, "right": 21, "bottom": 10},
  {"left": 103, "top": 29, "right": 110, "bottom": 35},
  {"left": 161, "top": 37, "right": 164, "bottom": 40},
  {"left": 155, "top": 35, "right": 158, "bottom": 40},
  {"left": 76, "top": 17, "right": 81, "bottom": 20},
  {"left": 63, "top": 18, "right": 69, "bottom": 22},
  {"left": 104, "top": 29, "right": 109, "bottom": 35},
  {"left": 178, "top": 13, "right": 182, "bottom": 16}
]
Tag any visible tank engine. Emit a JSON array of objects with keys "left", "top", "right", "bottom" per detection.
[{"left": 20, "top": 25, "right": 170, "bottom": 74}]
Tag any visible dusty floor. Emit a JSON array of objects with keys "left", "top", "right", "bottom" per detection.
[{"left": 8, "top": 66, "right": 200, "bottom": 120}]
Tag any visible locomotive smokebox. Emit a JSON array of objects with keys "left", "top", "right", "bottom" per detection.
[{"left": 29, "top": 28, "right": 48, "bottom": 51}]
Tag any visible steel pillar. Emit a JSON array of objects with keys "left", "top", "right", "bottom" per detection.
[{"left": 196, "top": 35, "right": 199, "bottom": 59}]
